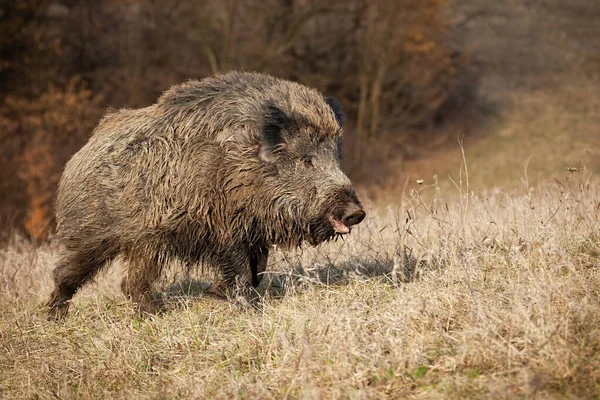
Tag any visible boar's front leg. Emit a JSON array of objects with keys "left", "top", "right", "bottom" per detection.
[
  {"left": 250, "top": 246, "right": 269, "bottom": 288},
  {"left": 214, "top": 244, "right": 268, "bottom": 303}
]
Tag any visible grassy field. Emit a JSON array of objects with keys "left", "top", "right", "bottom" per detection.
[{"left": 1, "top": 169, "right": 599, "bottom": 399}]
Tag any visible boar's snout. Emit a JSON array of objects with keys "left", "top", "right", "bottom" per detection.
[
  {"left": 342, "top": 205, "right": 366, "bottom": 228},
  {"left": 328, "top": 201, "right": 366, "bottom": 234}
]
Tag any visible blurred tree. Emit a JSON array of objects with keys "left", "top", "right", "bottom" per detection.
[
  {"left": 0, "top": 0, "right": 59, "bottom": 94},
  {"left": 350, "top": 0, "right": 463, "bottom": 160}
]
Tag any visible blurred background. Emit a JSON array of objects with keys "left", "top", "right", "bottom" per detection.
[{"left": 1, "top": 0, "right": 599, "bottom": 240}]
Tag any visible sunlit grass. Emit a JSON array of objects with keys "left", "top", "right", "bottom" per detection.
[{"left": 1, "top": 170, "right": 599, "bottom": 399}]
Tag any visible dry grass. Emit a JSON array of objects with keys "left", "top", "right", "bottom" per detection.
[{"left": 1, "top": 168, "right": 599, "bottom": 399}]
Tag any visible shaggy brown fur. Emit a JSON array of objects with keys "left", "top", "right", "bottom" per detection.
[{"left": 46, "top": 71, "right": 365, "bottom": 319}]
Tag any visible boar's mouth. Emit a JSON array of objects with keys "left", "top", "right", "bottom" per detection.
[
  {"left": 328, "top": 214, "right": 351, "bottom": 234},
  {"left": 305, "top": 214, "right": 349, "bottom": 246},
  {"left": 303, "top": 190, "right": 365, "bottom": 246},
  {"left": 305, "top": 218, "right": 337, "bottom": 246},
  {"left": 305, "top": 209, "right": 364, "bottom": 246}
]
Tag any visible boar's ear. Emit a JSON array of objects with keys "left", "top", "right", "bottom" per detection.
[
  {"left": 325, "top": 96, "right": 344, "bottom": 128},
  {"left": 260, "top": 103, "right": 291, "bottom": 162}
]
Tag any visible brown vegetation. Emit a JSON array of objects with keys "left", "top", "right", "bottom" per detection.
[{"left": 5, "top": 79, "right": 103, "bottom": 239}]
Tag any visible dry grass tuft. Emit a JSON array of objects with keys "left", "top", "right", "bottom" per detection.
[{"left": 1, "top": 171, "right": 600, "bottom": 399}]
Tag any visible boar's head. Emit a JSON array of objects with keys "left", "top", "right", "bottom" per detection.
[{"left": 258, "top": 96, "right": 365, "bottom": 246}]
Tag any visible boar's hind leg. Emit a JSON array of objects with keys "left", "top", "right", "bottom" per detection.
[
  {"left": 47, "top": 244, "right": 116, "bottom": 320},
  {"left": 121, "top": 252, "right": 164, "bottom": 315}
]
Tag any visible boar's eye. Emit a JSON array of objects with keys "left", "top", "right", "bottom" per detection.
[{"left": 302, "top": 156, "right": 314, "bottom": 168}]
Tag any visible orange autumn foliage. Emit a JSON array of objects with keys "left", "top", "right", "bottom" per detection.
[{"left": 3, "top": 78, "right": 104, "bottom": 239}]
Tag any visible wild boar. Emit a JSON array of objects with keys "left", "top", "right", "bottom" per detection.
[{"left": 47, "top": 71, "right": 365, "bottom": 318}]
